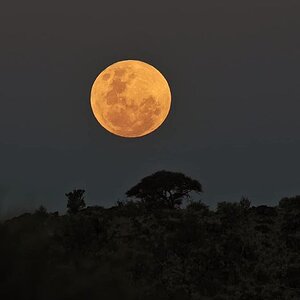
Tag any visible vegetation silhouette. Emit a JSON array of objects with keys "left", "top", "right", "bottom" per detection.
[
  {"left": 126, "top": 170, "right": 202, "bottom": 209},
  {"left": 66, "top": 189, "right": 86, "bottom": 214},
  {"left": 0, "top": 171, "right": 300, "bottom": 299}
]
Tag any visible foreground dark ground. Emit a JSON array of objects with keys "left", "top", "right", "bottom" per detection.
[{"left": 0, "top": 196, "right": 300, "bottom": 299}]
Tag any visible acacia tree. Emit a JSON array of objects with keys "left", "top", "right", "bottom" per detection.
[
  {"left": 126, "top": 170, "right": 203, "bottom": 209},
  {"left": 66, "top": 189, "right": 86, "bottom": 214}
]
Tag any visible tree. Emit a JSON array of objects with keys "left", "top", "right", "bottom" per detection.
[
  {"left": 240, "top": 196, "right": 251, "bottom": 210},
  {"left": 66, "top": 189, "right": 86, "bottom": 214},
  {"left": 186, "top": 200, "right": 209, "bottom": 214},
  {"left": 279, "top": 195, "right": 300, "bottom": 212},
  {"left": 34, "top": 205, "right": 48, "bottom": 217},
  {"left": 126, "top": 170, "right": 203, "bottom": 209}
]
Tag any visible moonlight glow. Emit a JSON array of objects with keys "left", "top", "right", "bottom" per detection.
[{"left": 90, "top": 60, "right": 172, "bottom": 138}]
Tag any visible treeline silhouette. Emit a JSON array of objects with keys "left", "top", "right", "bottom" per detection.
[{"left": 0, "top": 171, "right": 300, "bottom": 299}]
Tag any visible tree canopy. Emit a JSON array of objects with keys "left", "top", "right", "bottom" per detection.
[
  {"left": 66, "top": 189, "right": 86, "bottom": 214},
  {"left": 279, "top": 195, "right": 300, "bottom": 212},
  {"left": 126, "top": 170, "right": 202, "bottom": 209}
]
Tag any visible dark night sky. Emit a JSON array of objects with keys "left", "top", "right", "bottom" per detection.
[{"left": 1, "top": 0, "right": 300, "bottom": 217}]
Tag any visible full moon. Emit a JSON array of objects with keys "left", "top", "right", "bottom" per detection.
[{"left": 90, "top": 60, "right": 172, "bottom": 138}]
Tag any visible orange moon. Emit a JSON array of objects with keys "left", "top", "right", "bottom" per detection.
[{"left": 90, "top": 60, "right": 171, "bottom": 138}]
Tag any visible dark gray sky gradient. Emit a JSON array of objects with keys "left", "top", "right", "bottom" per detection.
[{"left": 1, "top": 0, "right": 300, "bottom": 216}]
